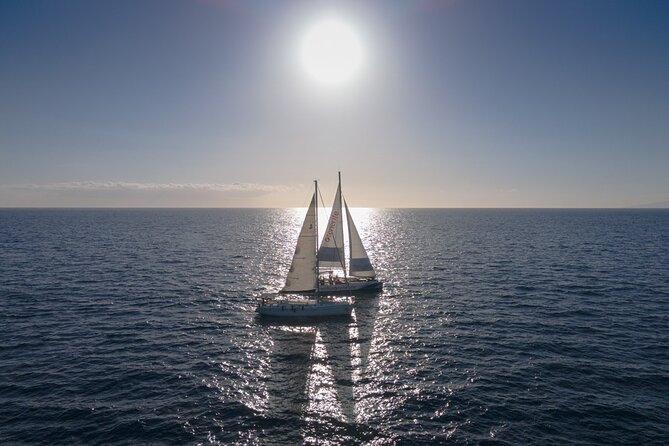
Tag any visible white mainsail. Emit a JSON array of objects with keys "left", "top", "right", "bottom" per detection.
[
  {"left": 345, "top": 200, "right": 376, "bottom": 278},
  {"left": 282, "top": 193, "right": 318, "bottom": 292},
  {"left": 318, "top": 181, "right": 346, "bottom": 271}
]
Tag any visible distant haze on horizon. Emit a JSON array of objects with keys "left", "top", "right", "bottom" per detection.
[{"left": 1, "top": 0, "right": 668, "bottom": 208}]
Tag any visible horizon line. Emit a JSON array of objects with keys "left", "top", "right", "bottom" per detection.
[{"left": 2, "top": 206, "right": 668, "bottom": 210}]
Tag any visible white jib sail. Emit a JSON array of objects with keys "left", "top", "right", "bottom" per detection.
[
  {"left": 345, "top": 200, "right": 376, "bottom": 278},
  {"left": 318, "top": 182, "right": 346, "bottom": 270},
  {"left": 282, "top": 194, "right": 318, "bottom": 292}
]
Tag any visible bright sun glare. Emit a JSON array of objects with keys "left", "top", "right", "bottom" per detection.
[{"left": 299, "top": 17, "right": 363, "bottom": 86}]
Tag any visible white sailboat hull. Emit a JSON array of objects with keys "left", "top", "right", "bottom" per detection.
[
  {"left": 317, "top": 279, "right": 383, "bottom": 294},
  {"left": 256, "top": 301, "right": 353, "bottom": 317}
]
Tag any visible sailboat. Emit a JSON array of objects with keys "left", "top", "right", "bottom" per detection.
[
  {"left": 315, "top": 172, "right": 383, "bottom": 294},
  {"left": 256, "top": 179, "right": 353, "bottom": 317},
  {"left": 256, "top": 174, "right": 381, "bottom": 317}
]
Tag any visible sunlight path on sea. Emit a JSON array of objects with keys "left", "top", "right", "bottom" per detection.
[{"left": 225, "top": 208, "right": 459, "bottom": 445}]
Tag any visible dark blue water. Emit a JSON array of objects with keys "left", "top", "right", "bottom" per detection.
[{"left": 1, "top": 208, "right": 668, "bottom": 445}]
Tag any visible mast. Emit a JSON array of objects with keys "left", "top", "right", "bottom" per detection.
[{"left": 315, "top": 179, "right": 320, "bottom": 293}]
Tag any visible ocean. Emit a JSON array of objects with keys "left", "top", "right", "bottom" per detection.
[{"left": 1, "top": 208, "right": 668, "bottom": 445}]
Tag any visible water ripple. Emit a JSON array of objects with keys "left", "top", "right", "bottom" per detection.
[{"left": 1, "top": 209, "right": 668, "bottom": 444}]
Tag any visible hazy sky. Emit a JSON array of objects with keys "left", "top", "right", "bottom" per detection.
[{"left": 1, "top": 0, "right": 668, "bottom": 207}]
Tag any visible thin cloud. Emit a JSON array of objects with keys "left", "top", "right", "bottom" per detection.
[{"left": 0, "top": 181, "right": 296, "bottom": 193}]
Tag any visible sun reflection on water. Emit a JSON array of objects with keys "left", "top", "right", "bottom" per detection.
[
  {"left": 250, "top": 207, "right": 417, "bottom": 444},
  {"left": 257, "top": 292, "right": 400, "bottom": 443},
  {"left": 305, "top": 330, "right": 347, "bottom": 422}
]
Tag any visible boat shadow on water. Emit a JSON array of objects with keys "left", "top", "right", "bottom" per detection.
[{"left": 256, "top": 292, "right": 381, "bottom": 443}]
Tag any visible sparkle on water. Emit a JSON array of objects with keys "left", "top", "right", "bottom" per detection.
[{"left": 1, "top": 208, "right": 667, "bottom": 445}]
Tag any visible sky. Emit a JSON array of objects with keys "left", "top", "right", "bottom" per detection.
[{"left": 1, "top": 0, "right": 668, "bottom": 208}]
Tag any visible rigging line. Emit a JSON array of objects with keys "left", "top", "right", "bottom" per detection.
[{"left": 317, "top": 186, "right": 327, "bottom": 211}]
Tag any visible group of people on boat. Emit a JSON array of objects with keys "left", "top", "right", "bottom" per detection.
[{"left": 319, "top": 272, "right": 345, "bottom": 286}]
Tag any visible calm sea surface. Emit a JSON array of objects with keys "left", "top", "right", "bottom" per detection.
[{"left": 1, "top": 208, "right": 668, "bottom": 445}]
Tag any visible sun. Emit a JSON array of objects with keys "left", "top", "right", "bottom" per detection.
[{"left": 299, "top": 17, "right": 364, "bottom": 86}]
